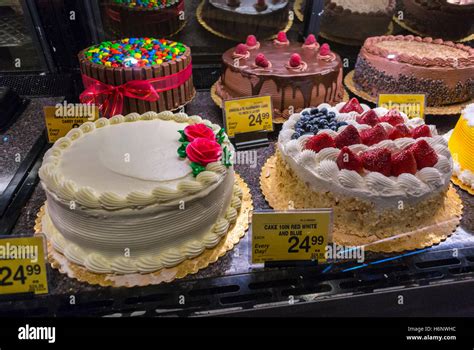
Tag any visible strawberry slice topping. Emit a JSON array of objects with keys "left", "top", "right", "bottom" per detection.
[
  {"left": 336, "top": 146, "right": 363, "bottom": 173},
  {"left": 335, "top": 125, "right": 361, "bottom": 149},
  {"left": 380, "top": 109, "right": 404, "bottom": 126},
  {"left": 412, "top": 125, "right": 432, "bottom": 139},
  {"left": 304, "top": 133, "right": 336, "bottom": 153},
  {"left": 391, "top": 150, "right": 417, "bottom": 176},
  {"left": 339, "top": 98, "right": 364, "bottom": 114},
  {"left": 360, "top": 124, "right": 389, "bottom": 146},
  {"left": 361, "top": 148, "right": 392, "bottom": 176},
  {"left": 357, "top": 110, "right": 380, "bottom": 127},
  {"left": 409, "top": 139, "right": 438, "bottom": 169},
  {"left": 388, "top": 124, "right": 411, "bottom": 140}
]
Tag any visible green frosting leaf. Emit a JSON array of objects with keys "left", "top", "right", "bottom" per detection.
[
  {"left": 222, "top": 146, "right": 232, "bottom": 168},
  {"left": 178, "top": 129, "right": 188, "bottom": 143},
  {"left": 190, "top": 162, "right": 206, "bottom": 177},
  {"left": 216, "top": 128, "right": 226, "bottom": 145},
  {"left": 177, "top": 141, "right": 189, "bottom": 158}
]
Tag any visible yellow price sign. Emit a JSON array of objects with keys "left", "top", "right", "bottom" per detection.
[
  {"left": 378, "top": 94, "right": 426, "bottom": 119},
  {"left": 251, "top": 210, "right": 332, "bottom": 264},
  {"left": 44, "top": 103, "right": 99, "bottom": 143},
  {"left": 0, "top": 236, "right": 48, "bottom": 295},
  {"left": 223, "top": 96, "right": 273, "bottom": 138}
]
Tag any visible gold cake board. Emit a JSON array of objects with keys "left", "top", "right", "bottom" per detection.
[
  {"left": 452, "top": 175, "right": 474, "bottom": 196},
  {"left": 392, "top": 16, "right": 474, "bottom": 43},
  {"left": 211, "top": 81, "right": 350, "bottom": 124},
  {"left": 260, "top": 153, "right": 463, "bottom": 253},
  {"left": 196, "top": 0, "right": 294, "bottom": 42},
  {"left": 294, "top": 0, "right": 304, "bottom": 22},
  {"left": 34, "top": 174, "right": 253, "bottom": 288},
  {"left": 344, "top": 70, "right": 473, "bottom": 116}
]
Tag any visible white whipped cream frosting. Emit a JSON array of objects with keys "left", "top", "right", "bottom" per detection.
[
  {"left": 39, "top": 111, "right": 242, "bottom": 274},
  {"left": 278, "top": 102, "right": 453, "bottom": 209}
]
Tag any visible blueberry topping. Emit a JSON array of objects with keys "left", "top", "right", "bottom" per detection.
[
  {"left": 310, "top": 108, "right": 319, "bottom": 115},
  {"left": 320, "top": 107, "right": 328, "bottom": 115},
  {"left": 327, "top": 111, "right": 336, "bottom": 118},
  {"left": 291, "top": 132, "right": 300, "bottom": 140}
]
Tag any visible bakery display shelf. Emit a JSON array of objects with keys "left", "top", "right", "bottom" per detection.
[
  {"left": 0, "top": 89, "right": 472, "bottom": 317},
  {"left": 1, "top": 243, "right": 474, "bottom": 317}
]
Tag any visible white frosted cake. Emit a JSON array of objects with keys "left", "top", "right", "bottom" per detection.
[
  {"left": 277, "top": 98, "right": 454, "bottom": 240},
  {"left": 39, "top": 111, "right": 242, "bottom": 274}
]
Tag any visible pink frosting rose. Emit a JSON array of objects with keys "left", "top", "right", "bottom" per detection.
[
  {"left": 186, "top": 138, "right": 222, "bottom": 166},
  {"left": 184, "top": 124, "right": 216, "bottom": 142}
]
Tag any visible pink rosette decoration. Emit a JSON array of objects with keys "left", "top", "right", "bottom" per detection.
[
  {"left": 273, "top": 31, "right": 290, "bottom": 46},
  {"left": 232, "top": 43, "right": 250, "bottom": 59},
  {"left": 285, "top": 53, "right": 308, "bottom": 72},
  {"left": 317, "top": 43, "right": 336, "bottom": 62},
  {"left": 246, "top": 35, "right": 260, "bottom": 50},
  {"left": 184, "top": 123, "right": 216, "bottom": 142},
  {"left": 186, "top": 138, "right": 223, "bottom": 166},
  {"left": 302, "top": 34, "right": 320, "bottom": 50}
]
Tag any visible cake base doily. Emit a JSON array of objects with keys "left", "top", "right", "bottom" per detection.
[
  {"left": 392, "top": 16, "right": 474, "bottom": 43},
  {"left": 260, "top": 153, "right": 463, "bottom": 253},
  {"left": 294, "top": 0, "right": 305, "bottom": 22},
  {"left": 211, "top": 81, "right": 349, "bottom": 124},
  {"left": 34, "top": 174, "right": 253, "bottom": 288},
  {"left": 451, "top": 175, "right": 474, "bottom": 196},
  {"left": 344, "top": 70, "right": 473, "bottom": 116},
  {"left": 319, "top": 22, "right": 394, "bottom": 47},
  {"left": 196, "top": 0, "right": 294, "bottom": 42}
]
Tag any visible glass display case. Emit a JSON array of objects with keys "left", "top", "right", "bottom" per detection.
[
  {"left": 0, "top": 0, "right": 46, "bottom": 72},
  {"left": 0, "top": 0, "right": 473, "bottom": 342}
]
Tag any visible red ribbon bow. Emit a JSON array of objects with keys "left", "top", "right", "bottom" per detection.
[{"left": 80, "top": 62, "right": 192, "bottom": 118}]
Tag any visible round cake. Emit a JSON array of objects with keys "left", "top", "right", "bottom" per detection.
[
  {"left": 38, "top": 111, "right": 242, "bottom": 274},
  {"left": 216, "top": 34, "right": 344, "bottom": 119},
  {"left": 401, "top": 0, "right": 474, "bottom": 41},
  {"left": 78, "top": 38, "right": 194, "bottom": 117},
  {"left": 200, "top": 0, "right": 289, "bottom": 41},
  {"left": 321, "top": 0, "right": 396, "bottom": 41},
  {"left": 103, "top": 0, "right": 184, "bottom": 38},
  {"left": 277, "top": 97, "right": 454, "bottom": 240},
  {"left": 353, "top": 35, "right": 474, "bottom": 107},
  {"left": 448, "top": 103, "right": 474, "bottom": 191}
]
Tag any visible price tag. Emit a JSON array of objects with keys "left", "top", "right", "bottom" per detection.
[
  {"left": 251, "top": 210, "right": 332, "bottom": 264},
  {"left": 0, "top": 236, "right": 48, "bottom": 295},
  {"left": 378, "top": 94, "right": 426, "bottom": 119},
  {"left": 223, "top": 96, "right": 273, "bottom": 138},
  {"left": 44, "top": 103, "right": 98, "bottom": 143}
]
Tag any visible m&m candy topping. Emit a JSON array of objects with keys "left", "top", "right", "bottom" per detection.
[
  {"left": 112, "top": 0, "right": 179, "bottom": 9},
  {"left": 84, "top": 38, "right": 187, "bottom": 68}
]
